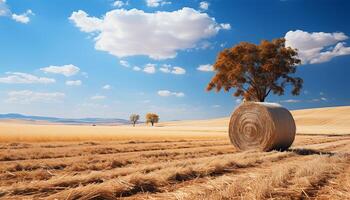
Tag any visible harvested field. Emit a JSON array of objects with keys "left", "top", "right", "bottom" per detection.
[{"left": 0, "top": 106, "right": 349, "bottom": 199}]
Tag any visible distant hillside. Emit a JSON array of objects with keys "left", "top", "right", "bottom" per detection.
[
  {"left": 0, "top": 113, "right": 129, "bottom": 125},
  {"left": 158, "top": 106, "right": 350, "bottom": 135}
]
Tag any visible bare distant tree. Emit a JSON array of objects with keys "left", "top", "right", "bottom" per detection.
[
  {"left": 129, "top": 114, "right": 140, "bottom": 127},
  {"left": 145, "top": 113, "right": 159, "bottom": 126}
]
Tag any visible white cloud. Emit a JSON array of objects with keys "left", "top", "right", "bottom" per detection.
[
  {"left": 69, "top": 10, "right": 102, "bottom": 32},
  {"left": 199, "top": 1, "right": 209, "bottom": 10},
  {"left": 280, "top": 99, "right": 301, "bottom": 103},
  {"left": 119, "top": 60, "right": 130, "bottom": 67},
  {"left": 197, "top": 64, "right": 213, "bottom": 72},
  {"left": 159, "top": 65, "right": 171, "bottom": 73},
  {"left": 91, "top": 95, "right": 106, "bottom": 100},
  {"left": 309, "top": 97, "right": 327, "bottom": 102},
  {"left": 197, "top": 41, "right": 212, "bottom": 50},
  {"left": 102, "top": 84, "right": 112, "bottom": 90},
  {"left": 40, "top": 64, "right": 80, "bottom": 77},
  {"left": 69, "top": 8, "right": 230, "bottom": 60},
  {"left": 235, "top": 99, "right": 242, "bottom": 104},
  {"left": 212, "top": 104, "right": 220, "bottom": 108},
  {"left": 143, "top": 63, "right": 156, "bottom": 74},
  {"left": 11, "top": 9, "right": 34, "bottom": 24},
  {"left": 0, "top": 0, "right": 10, "bottom": 16},
  {"left": 158, "top": 90, "right": 185, "bottom": 97},
  {"left": 66, "top": 80, "right": 82, "bottom": 86},
  {"left": 146, "top": 0, "right": 170, "bottom": 7},
  {"left": 6, "top": 90, "right": 65, "bottom": 104},
  {"left": 220, "top": 23, "right": 231, "bottom": 30},
  {"left": 285, "top": 30, "right": 350, "bottom": 64},
  {"left": 133, "top": 66, "right": 141, "bottom": 71},
  {"left": 113, "top": 1, "right": 125, "bottom": 8},
  {"left": 0, "top": 1, "right": 33, "bottom": 24},
  {"left": 172, "top": 67, "right": 186, "bottom": 75},
  {"left": 159, "top": 64, "right": 186, "bottom": 75},
  {"left": 0, "top": 72, "right": 55, "bottom": 84}
]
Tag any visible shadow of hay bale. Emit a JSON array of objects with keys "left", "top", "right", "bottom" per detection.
[{"left": 287, "top": 148, "right": 335, "bottom": 156}]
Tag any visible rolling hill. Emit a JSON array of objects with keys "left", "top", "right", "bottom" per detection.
[{"left": 0, "top": 113, "right": 129, "bottom": 125}]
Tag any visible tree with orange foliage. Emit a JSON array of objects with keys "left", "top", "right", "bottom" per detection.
[
  {"left": 207, "top": 38, "right": 303, "bottom": 102},
  {"left": 145, "top": 113, "right": 159, "bottom": 126}
]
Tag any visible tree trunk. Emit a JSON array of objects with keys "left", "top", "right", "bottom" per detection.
[
  {"left": 151, "top": 122, "right": 154, "bottom": 126},
  {"left": 133, "top": 122, "right": 135, "bottom": 127}
]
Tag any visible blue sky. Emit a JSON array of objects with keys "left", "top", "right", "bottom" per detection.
[{"left": 0, "top": 0, "right": 349, "bottom": 121}]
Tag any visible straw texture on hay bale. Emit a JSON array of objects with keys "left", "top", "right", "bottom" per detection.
[{"left": 229, "top": 102, "right": 296, "bottom": 151}]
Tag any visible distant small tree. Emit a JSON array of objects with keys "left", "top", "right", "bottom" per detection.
[
  {"left": 145, "top": 113, "right": 159, "bottom": 126},
  {"left": 129, "top": 114, "right": 140, "bottom": 127},
  {"left": 207, "top": 38, "right": 303, "bottom": 102}
]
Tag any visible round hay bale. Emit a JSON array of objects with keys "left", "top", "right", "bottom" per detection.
[{"left": 229, "top": 102, "right": 296, "bottom": 151}]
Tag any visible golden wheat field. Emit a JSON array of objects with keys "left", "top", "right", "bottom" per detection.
[{"left": 0, "top": 106, "right": 349, "bottom": 200}]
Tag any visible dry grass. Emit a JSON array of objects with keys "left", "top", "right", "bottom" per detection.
[
  {"left": 0, "top": 135, "right": 349, "bottom": 199},
  {"left": 0, "top": 106, "right": 349, "bottom": 199}
]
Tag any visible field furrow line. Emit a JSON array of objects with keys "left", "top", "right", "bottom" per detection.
[
  {"left": 0, "top": 141, "right": 230, "bottom": 162},
  {"left": 148, "top": 153, "right": 349, "bottom": 200},
  {"left": 47, "top": 138, "right": 350, "bottom": 200},
  {"left": 123, "top": 139, "right": 350, "bottom": 199},
  {"left": 0, "top": 145, "right": 238, "bottom": 187},
  {"left": 0, "top": 150, "right": 281, "bottom": 198},
  {"left": 315, "top": 158, "right": 350, "bottom": 200},
  {"left": 0, "top": 136, "right": 348, "bottom": 199}
]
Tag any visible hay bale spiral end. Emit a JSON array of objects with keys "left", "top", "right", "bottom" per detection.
[{"left": 229, "top": 102, "right": 296, "bottom": 151}]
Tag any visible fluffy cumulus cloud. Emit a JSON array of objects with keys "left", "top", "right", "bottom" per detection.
[
  {"left": 199, "top": 1, "right": 209, "bottom": 10},
  {"left": 102, "top": 84, "right": 111, "bottom": 90},
  {"left": 119, "top": 60, "right": 130, "bottom": 67},
  {"left": 69, "top": 10, "right": 102, "bottom": 32},
  {"left": 197, "top": 64, "right": 213, "bottom": 72},
  {"left": 143, "top": 64, "right": 156, "bottom": 74},
  {"left": 66, "top": 80, "right": 82, "bottom": 86},
  {"left": 220, "top": 23, "right": 231, "bottom": 30},
  {"left": 0, "top": 1, "right": 34, "bottom": 24},
  {"left": 159, "top": 64, "right": 186, "bottom": 75},
  {"left": 69, "top": 8, "right": 230, "bottom": 59},
  {"left": 285, "top": 30, "right": 350, "bottom": 64},
  {"left": 146, "top": 0, "right": 171, "bottom": 7},
  {"left": 172, "top": 67, "right": 186, "bottom": 75},
  {"left": 40, "top": 64, "right": 80, "bottom": 77},
  {"left": 0, "top": 0, "right": 10, "bottom": 16},
  {"left": 0, "top": 72, "right": 55, "bottom": 84},
  {"left": 6, "top": 90, "right": 65, "bottom": 104},
  {"left": 133, "top": 66, "right": 141, "bottom": 71},
  {"left": 157, "top": 90, "right": 185, "bottom": 97},
  {"left": 113, "top": 1, "right": 125, "bottom": 8},
  {"left": 11, "top": 9, "right": 34, "bottom": 24}
]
